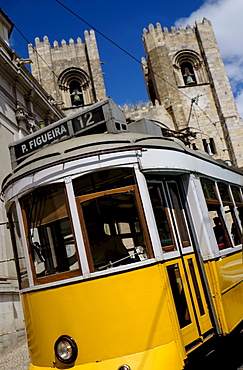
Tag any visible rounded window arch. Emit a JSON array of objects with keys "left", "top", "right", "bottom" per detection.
[
  {"left": 173, "top": 50, "right": 207, "bottom": 86},
  {"left": 58, "top": 68, "right": 92, "bottom": 107}
]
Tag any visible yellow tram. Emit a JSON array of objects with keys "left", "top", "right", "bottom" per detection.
[{"left": 2, "top": 99, "right": 243, "bottom": 370}]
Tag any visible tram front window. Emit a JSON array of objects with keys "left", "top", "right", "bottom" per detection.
[
  {"left": 21, "top": 186, "right": 80, "bottom": 281},
  {"left": 77, "top": 186, "right": 152, "bottom": 271}
]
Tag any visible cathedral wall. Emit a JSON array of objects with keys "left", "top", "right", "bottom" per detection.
[
  {"left": 142, "top": 18, "right": 243, "bottom": 168},
  {"left": 28, "top": 31, "right": 106, "bottom": 112}
]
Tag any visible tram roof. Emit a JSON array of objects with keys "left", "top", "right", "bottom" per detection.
[{"left": 2, "top": 130, "right": 242, "bottom": 192}]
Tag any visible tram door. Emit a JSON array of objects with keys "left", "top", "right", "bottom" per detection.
[{"left": 148, "top": 179, "right": 213, "bottom": 351}]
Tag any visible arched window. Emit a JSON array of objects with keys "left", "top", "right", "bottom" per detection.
[
  {"left": 58, "top": 68, "right": 91, "bottom": 108},
  {"left": 173, "top": 50, "right": 207, "bottom": 87}
]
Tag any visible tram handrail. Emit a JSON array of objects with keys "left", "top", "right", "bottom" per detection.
[{"left": 97, "top": 249, "right": 145, "bottom": 271}]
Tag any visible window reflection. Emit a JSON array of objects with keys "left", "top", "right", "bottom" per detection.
[
  {"left": 167, "top": 263, "right": 191, "bottom": 328},
  {"left": 188, "top": 259, "right": 205, "bottom": 316},
  {"left": 79, "top": 188, "right": 151, "bottom": 271},
  {"left": 21, "top": 186, "right": 80, "bottom": 280},
  {"left": 147, "top": 179, "right": 191, "bottom": 253},
  {"left": 73, "top": 168, "right": 135, "bottom": 196},
  {"left": 201, "top": 179, "right": 232, "bottom": 250},
  {"left": 231, "top": 186, "right": 243, "bottom": 232},
  {"left": 167, "top": 182, "right": 191, "bottom": 248},
  {"left": 148, "top": 183, "right": 176, "bottom": 252},
  {"left": 218, "top": 183, "right": 241, "bottom": 246},
  {"left": 8, "top": 204, "right": 29, "bottom": 289},
  {"left": 201, "top": 179, "right": 242, "bottom": 250}
]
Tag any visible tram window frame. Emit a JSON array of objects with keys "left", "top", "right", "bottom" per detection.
[
  {"left": 20, "top": 184, "right": 81, "bottom": 284},
  {"left": 73, "top": 168, "right": 136, "bottom": 196},
  {"left": 218, "top": 183, "right": 242, "bottom": 246},
  {"left": 147, "top": 182, "right": 177, "bottom": 253},
  {"left": 167, "top": 263, "right": 192, "bottom": 328},
  {"left": 8, "top": 203, "right": 29, "bottom": 289},
  {"left": 146, "top": 177, "right": 192, "bottom": 254},
  {"left": 231, "top": 186, "right": 243, "bottom": 231},
  {"left": 75, "top": 185, "right": 153, "bottom": 272},
  {"left": 200, "top": 178, "right": 241, "bottom": 250},
  {"left": 166, "top": 181, "right": 191, "bottom": 249}
]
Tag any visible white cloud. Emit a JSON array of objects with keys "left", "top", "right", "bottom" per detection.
[
  {"left": 175, "top": 0, "right": 243, "bottom": 117},
  {"left": 235, "top": 89, "right": 243, "bottom": 117}
]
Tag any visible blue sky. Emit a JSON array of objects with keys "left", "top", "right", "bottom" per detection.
[{"left": 2, "top": 0, "right": 243, "bottom": 115}]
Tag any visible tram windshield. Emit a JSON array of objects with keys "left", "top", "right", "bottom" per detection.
[
  {"left": 76, "top": 185, "right": 152, "bottom": 271},
  {"left": 21, "top": 185, "right": 80, "bottom": 281},
  {"left": 74, "top": 168, "right": 152, "bottom": 271}
]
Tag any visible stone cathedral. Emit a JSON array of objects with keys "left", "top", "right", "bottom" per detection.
[
  {"left": 28, "top": 30, "right": 106, "bottom": 113},
  {"left": 28, "top": 18, "right": 243, "bottom": 168}
]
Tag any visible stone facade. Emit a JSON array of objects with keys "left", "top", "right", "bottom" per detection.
[
  {"left": 28, "top": 18, "right": 243, "bottom": 168},
  {"left": 136, "top": 18, "right": 243, "bottom": 168},
  {"left": 0, "top": 9, "right": 64, "bottom": 352},
  {"left": 28, "top": 31, "right": 106, "bottom": 115}
]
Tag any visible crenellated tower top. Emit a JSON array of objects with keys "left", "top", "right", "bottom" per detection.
[
  {"left": 142, "top": 18, "right": 212, "bottom": 53},
  {"left": 28, "top": 30, "right": 106, "bottom": 114}
]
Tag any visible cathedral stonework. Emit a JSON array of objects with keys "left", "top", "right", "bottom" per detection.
[
  {"left": 28, "top": 18, "right": 243, "bottom": 168},
  {"left": 139, "top": 18, "right": 243, "bottom": 168},
  {"left": 28, "top": 30, "right": 106, "bottom": 115}
]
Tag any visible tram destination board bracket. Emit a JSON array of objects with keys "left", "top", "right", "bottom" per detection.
[{"left": 9, "top": 98, "right": 128, "bottom": 168}]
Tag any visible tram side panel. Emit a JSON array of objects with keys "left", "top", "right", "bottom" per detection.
[
  {"left": 3, "top": 131, "right": 243, "bottom": 369},
  {"left": 4, "top": 160, "right": 189, "bottom": 369},
  {"left": 204, "top": 253, "right": 243, "bottom": 333},
  {"left": 21, "top": 265, "right": 186, "bottom": 369}
]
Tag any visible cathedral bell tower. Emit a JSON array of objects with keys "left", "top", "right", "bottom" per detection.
[
  {"left": 142, "top": 18, "right": 243, "bottom": 168},
  {"left": 28, "top": 30, "right": 106, "bottom": 115}
]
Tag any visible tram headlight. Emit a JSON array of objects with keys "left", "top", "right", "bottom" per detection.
[
  {"left": 54, "top": 335, "right": 78, "bottom": 364},
  {"left": 118, "top": 366, "right": 131, "bottom": 370}
]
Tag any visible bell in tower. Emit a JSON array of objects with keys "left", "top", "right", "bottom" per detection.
[
  {"left": 70, "top": 81, "right": 84, "bottom": 106},
  {"left": 183, "top": 66, "right": 196, "bottom": 85}
]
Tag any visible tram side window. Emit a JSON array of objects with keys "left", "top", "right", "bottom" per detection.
[
  {"left": 231, "top": 186, "right": 243, "bottom": 240},
  {"left": 218, "top": 183, "right": 242, "bottom": 246},
  {"left": 148, "top": 183, "right": 176, "bottom": 252},
  {"left": 167, "top": 182, "right": 191, "bottom": 248},
  {"left": 21, "top": 185, "right": 80, "bottom": 282},
  {"left": 201, "top": 179, "right": 232, "bottom": 250},
  {"left": 147, "top": 179, "right": 192, "bottom": 252},
  {"left": 77, "top": 186, "right": 152, "bottom": 272},
  {"left": 8, "top": 204, "right": 29, "bottom": 289}
]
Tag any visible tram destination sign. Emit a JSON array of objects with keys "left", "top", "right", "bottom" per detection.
[{"left": 9, "top": 98, "right": 128, "bottom": 168}]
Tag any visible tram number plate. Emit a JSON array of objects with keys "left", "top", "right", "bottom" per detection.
[{"left": 72, "top": 106, "right": 105, "bottom": 134}]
